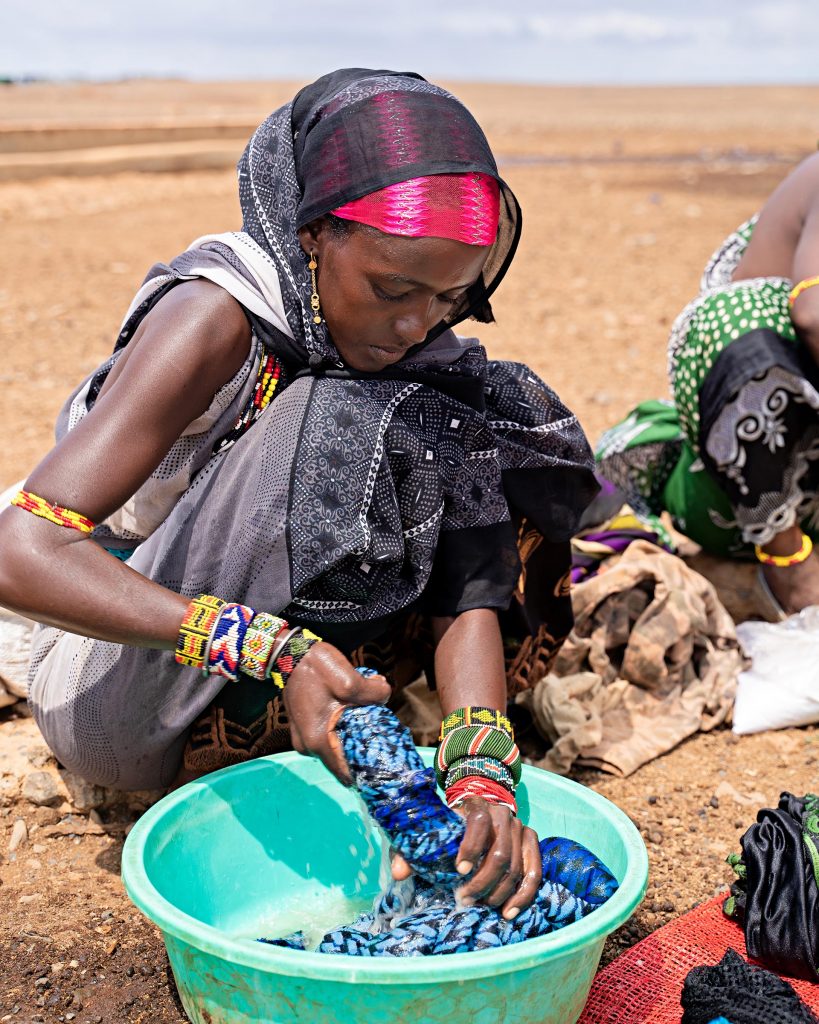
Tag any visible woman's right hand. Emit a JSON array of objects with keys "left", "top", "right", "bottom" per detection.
[{"left": 282, "top": 642, "right": 391, "bottom": 784}]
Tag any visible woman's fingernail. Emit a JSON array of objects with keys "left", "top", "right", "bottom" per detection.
[
  {"left": 503, "top": 907, "right": 521, "bottom": 921},
  {"left": 456, "top": 860, "right": 473, "bottom": 875}
]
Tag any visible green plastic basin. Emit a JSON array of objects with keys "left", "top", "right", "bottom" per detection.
[{"left": 122, "top": 750, "right": 647, "bottom": 1024}]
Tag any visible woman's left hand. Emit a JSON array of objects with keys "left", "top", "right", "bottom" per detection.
[
  {"left": 390, "top": 796, "right": 542, "bottom": 920},
  {"left": 451, "top": 797, "right": 542, "bottom": 919}
]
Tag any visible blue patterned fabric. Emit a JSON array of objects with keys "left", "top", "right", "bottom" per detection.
[{"left": 259, "top": 702, "right": 618, "bottom": 956}]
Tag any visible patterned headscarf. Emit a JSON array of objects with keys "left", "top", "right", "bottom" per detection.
[
  {"left": 237, "top": 68, "right": 521, "bottom": 369},
  {"left": 331, "top": 172, "right": 501, "bottom": 245}
]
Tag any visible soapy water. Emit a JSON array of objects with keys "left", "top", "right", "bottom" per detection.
[
  {"left": 249, "top": 887, "right": 376, "bottom": 951},
  {"left": 242, "top": 786, "right": 395, "bottom": 950}
]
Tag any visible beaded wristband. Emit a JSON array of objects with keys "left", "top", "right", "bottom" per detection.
[
  {"left": 239, "top": 613, "right": 288, "bottom": 680},
  {"left": 11, "top": 489, "right": 95, "bottom": 534},
  {"left": 446, "top": 776, "right": 517, "bottom": 815},
  {"left": 269, "top": 628, "right": 323, "bottom": 690},
  {"left": 175, "top": 594, "right": 226, "bottom": 669},
  {"left": 267, "top": 626, "right": 297, "bottom": 668},
  {"left": 436, "top": 724, "right": 522, "bottom": 789},
  {"left": 444, "top": 755, "right": 516, "bottom": 795},
  {"left": 789, "top": 275, "right": 819, "bottom": 306},
  {"left": 754, "top": 532, "right": 813, "bottom": 567},
  {"left": 440, "top": 706, "right": 514, "bottom": 742},
  {"left": 207, "top": 603, "right": 256, "bottom": 681}
]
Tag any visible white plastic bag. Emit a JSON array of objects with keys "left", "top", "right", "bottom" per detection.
[{"left": 733, "top": 606, "right": 819, "bottom": 734}]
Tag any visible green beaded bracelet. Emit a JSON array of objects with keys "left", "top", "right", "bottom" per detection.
[{"left": 435, "top": 724, "right": 522, "bottom": 789}]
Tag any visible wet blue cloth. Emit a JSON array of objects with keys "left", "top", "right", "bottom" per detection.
[{"left": 260, "top": 702, "right": 618, "bottom": 956}]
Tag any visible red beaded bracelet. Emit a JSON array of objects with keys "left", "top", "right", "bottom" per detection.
[{"left": 445, "top": 775, "right": 517, "bottom": 815}]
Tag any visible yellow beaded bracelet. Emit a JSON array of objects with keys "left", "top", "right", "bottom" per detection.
[
  {"left": 439, "top": 705, "right": 514, "bottom": 742},
  {"left": 175, "top": 594, "right": 226, "bottom": 669},
  {"left": 789, "top": 276, "right": 819, "bottom": 307},
  {"left": 11, "top": 489, "right": 95, "bottom": 534},
  {"left": 754, "top": 532, "right": 813, "bottom": 568}
]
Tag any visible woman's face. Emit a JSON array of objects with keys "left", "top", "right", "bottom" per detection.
[{"left": 298, "top": 219, "right": 491, "bottom": 372}]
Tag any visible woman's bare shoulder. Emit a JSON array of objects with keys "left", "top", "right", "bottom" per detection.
[
  {"left": 98, "top": 277, "right": 253, "bottom": 403},
  {"left": 135, "top": 278, "right": 251, "bottom": 374}
]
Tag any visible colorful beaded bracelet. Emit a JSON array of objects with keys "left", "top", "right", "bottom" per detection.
[
  {"left": 435, "top": 724, "right": 522, "bottom": 789},
  {"left": 175, "top": 594, "right": 226, "bottom": 669},
  {"left": 11, "top": 489, "right": 95, "bottom": 534},
  {"left": 439, "top": 705, "right": 514, "bottom": 742},
  {"left": 444, "top": 755, "right": 516, "bottom": 795},
  {"left": 239, "top": 612, "right": 288, "bottom": 680},
  {"left": 269, "top": 628, "right": 323, "bottom": 690},
  {"left": 207, "top": 603, "right": 255, "bottom": 681},
  {"left": 446, "top": 775, "right": 517, "bottom": 815}
]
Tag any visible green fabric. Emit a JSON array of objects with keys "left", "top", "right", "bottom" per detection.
[
  {"left": 598, "top": 404, "right": 818, "bottom": 558},
  {"left": 662, "top": 442, "right": 749, "bottom": 557},
  {"left": 595, "top": 211, "right": 815, "bottom": 559},
  {"left": 672, "top": 279, "right": 796, "bottom": 450},
  {"left": 103, "top": 546, "right": 137, "bottom": 562},
  {"left": 594, "top": 399, "right": 682, "bottom": 548},
  {"left": 595, "top": 399, "right": 747, "bottom": 556},
  {"left": 802, "top": 794, "right": 819, "bottom": 891}
]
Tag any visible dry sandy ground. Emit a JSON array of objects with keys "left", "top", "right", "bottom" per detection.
[{"left": 1, "top": 81, "right": 818, "bottom": 1022}]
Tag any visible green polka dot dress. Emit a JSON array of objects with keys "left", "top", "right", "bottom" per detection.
[{"left": 597, "top": 217, "right": 819, "bottom": 557}]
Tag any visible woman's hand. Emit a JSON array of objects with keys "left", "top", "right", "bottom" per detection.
[
  {"left": 282, "top": 642, "right": 391, "bottom": 785},
  {"left": 452, "top": 797, "right": 542, "bottom": 919},
  {"left": 391, "top": 796, "right": 542, "bottom": 920}
]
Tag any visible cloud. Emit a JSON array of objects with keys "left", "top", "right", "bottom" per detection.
[
  {"left": 1, "top": 0, "right": 818, "bottom": 84},
  {"left": 435, "top": 13, "right": 521, "bottom": 39},
  {"left": 528, "top": 11, "right": 693, "bottom": 45}
]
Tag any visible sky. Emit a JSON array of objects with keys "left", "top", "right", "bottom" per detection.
[{"left": 2, "top": 0, "right": 819, "bottom": 86}]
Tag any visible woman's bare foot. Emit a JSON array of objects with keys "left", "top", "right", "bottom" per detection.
[{"left": 761, "top": 552, "right": 819, "bottom": 615}]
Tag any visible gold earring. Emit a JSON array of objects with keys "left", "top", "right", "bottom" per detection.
[{"left": 308, "top": 252, "right": 322, "bottom": 325}]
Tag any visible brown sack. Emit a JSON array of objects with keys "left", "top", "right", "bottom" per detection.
[{"left": 518, "top": 541, "right": 743, "bottom": 776}]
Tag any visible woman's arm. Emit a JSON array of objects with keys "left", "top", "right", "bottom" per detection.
[
  {"left": 432, "top": 607, "right": 507, "bottom": 714},
  {"left": 790, "top": 200, "right": 819, "bottom": 364},
  {"left": 0, "top": 278, "right": 391, "bottom": 780},
  {"left": 428, "top": 608, "right": 542, "bottom": 918},
  {"left": 0, "top": 279, "right": 252, "bottom": 644}
]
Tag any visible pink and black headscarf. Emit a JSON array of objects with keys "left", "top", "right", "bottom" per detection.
[
  {"left": 332, "top": 172, "right": 501, "bottom": 248},
  {"left": 237, "top": 68, "right": 521, "bottom": 368}
]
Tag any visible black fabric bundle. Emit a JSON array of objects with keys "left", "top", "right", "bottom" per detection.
[
  {"left": 681, "top": 949, "right": 818, "bottom": 1024},
  {"left": 724, "top": 792, "right": 819, "bottom": 982}
]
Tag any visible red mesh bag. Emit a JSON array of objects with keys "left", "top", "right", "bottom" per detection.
[{"left": 578, "top": 895, "right": 819, "bottom": 1023}]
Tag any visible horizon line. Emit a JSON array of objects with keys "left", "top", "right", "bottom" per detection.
[{"left": 4, "top": 74, "right": 819, "bottom": 90}]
